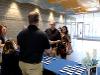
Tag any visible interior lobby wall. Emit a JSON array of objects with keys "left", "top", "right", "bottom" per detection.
[{"left": 0, "top": 0, "right": 63, "bottom": 40}]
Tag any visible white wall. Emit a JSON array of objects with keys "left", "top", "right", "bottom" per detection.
[{"left": 68, "top": 39, "right": 100, "bottom": 64}]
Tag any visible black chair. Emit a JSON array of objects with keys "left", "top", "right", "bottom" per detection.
[{"left": 90, "top": 66, "right": 96, "bottom": 75}]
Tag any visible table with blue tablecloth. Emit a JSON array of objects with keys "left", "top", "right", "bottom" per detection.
[
  {"left": 96, "top": 67, "right": 100, "bottom": 75},
  {"left": 42, "top": 56, "right": 88, "bottom": 75}
]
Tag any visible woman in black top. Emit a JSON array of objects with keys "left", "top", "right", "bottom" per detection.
[{"left": 1, "top": 40, "right": 22, "bottom": 75}]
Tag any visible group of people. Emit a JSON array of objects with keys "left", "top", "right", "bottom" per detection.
[
  {"left": 45, "top": 21, "right": 73, "bottom": 59},
  {"left": 0, "top": 11, "right": 73, "bottom": 75},
  {"left": 0, "top": 24, "right": 22, "bottom": 75}
]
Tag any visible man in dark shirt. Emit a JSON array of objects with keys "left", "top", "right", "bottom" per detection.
[
  {"left": 45, "top": 21, "right": 61, "bottom": 56},
  {"left": 17, "top": 12, "right": 50, "bottom": 75}
]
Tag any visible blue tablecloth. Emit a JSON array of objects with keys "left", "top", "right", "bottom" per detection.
[
  {"left": 42, "top": 56, "right": 88, "bottom": 75},
  {"left": 97, "top": 67, "right": 100, "bottom": 75}
]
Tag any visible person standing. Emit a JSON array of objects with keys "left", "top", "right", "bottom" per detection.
[
  {"left": 0, "top": 25, "right": 7, "bottom": 64},
  {"left": 17, "top": 12, "right": 50, "bottom": 75},
  {"left": 45, "top": 21, "right": 61, "bottom": 56},
  {"left": 60, "top": 26, "right": 72, "bottom": 59},
  {"left": 0, "top": 25, "right": 7, "bottom": 49}
]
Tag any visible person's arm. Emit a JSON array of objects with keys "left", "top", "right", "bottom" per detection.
[
  {"left": 42, "top": 33, "right": 51, "bottom": 56},
  {"left": 0, "top": 40, "right": 4, "bottom": 48},
  {"left": 49, "top": 40, "right": 61, "bottom": 45},
  {"left": 12, "top": 40, "right": 18, "bottom": 50},
  {"left": 16, "top": 33, "right": 22, "bottom": 51},
  {"left": 44, "top": 49, "right": 51, "bottom": 56}
]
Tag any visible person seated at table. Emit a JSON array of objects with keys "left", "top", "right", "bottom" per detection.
[{"left": 1, "top": 40, "right": 22, "bottom": 75}]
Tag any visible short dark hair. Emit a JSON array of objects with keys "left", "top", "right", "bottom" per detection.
[
  {"left": 28, "top": 12, "right": 39, "bottom": 24},
  {"left": 62, "top": 26, "right": 68, "bottom": 34}
]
